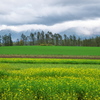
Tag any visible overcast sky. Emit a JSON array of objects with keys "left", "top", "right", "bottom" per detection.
[{"left": 0, "top": 0, "right": 100, "bottom": 35}]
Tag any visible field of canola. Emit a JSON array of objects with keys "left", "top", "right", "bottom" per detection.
[
  {"left": 0, "top": 60, "right": 100, "bottom": 100},
  {"left": 0, "top": 58, "right": 100, "bottom": 64}
]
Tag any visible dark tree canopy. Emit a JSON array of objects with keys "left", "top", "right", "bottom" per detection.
[{"left": 0, "top": 31, "right": 100, "bottom": 47}]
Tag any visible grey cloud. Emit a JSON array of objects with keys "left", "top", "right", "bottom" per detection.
[
  {"left": 49, "top": 0, "right": 100, "bottom": 7},
  {"left": 0, "top": 0, "right": 100, "bottom": 26},
  {"left": 32, "top": 4, "right": 100, "bottom": 25}
]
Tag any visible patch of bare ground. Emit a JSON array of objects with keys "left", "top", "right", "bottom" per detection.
[{"left": 0, "top": 55, "right": 100, "bottom": 59}]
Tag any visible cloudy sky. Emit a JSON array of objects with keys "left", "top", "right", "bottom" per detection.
[{"left": 0, "top": 0, "right": 100, "bottom": 35}]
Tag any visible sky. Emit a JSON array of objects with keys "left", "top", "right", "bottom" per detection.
[{"left": 0, "top": 0, "right": 100, "bottom": 36}]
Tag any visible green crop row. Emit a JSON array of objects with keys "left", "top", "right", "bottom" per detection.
[
  {"left": 0, "top": 46, "right": 100, "bottom": 56},
  {"left": 0, "top": 58, "right": 100, "bottom": 64}
]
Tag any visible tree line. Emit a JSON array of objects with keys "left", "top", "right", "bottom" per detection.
[{"left": 0, "top": 31, "right": 100, "bottom": 46}]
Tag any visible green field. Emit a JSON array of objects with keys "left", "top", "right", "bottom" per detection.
[
  {"left": 0, "top": 63, "right": 100, "bottom": 100},
  {"left": 0, "top": 46, "right": 100, "bottom": 100},
  {"left": 0, "top": 46, "right": 100, "bottom": 56}
]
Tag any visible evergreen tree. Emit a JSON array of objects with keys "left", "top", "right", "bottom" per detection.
[
  {"left": 30, "top": 33, "right": 35, "bottom": 45},
  {"left": 9, "top": 33, "right": 13, "bottom": 46},
  {"left": 21, "top": 33, "right": 27, "bottom": 45},
  {"left": 0, "top": 35, "right": 1, "bottom": 46}
]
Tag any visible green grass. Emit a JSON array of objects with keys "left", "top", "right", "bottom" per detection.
[
  {"left": 0, "top": 46, "right": 100, "bottom": 56},
  {"left": 0, "top": 63, "right": 100, "bottom": 100}
]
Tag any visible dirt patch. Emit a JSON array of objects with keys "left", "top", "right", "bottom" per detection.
[{"left": 0, "top": 55, "right": 100, "bottom": 59}]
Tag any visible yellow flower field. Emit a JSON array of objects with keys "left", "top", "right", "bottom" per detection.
[
  {"left": 0, "top": 58, "right": 100, "bottom": 64},
  {"left": 0, "top": 62, "right": 100, "bottom": 100}
]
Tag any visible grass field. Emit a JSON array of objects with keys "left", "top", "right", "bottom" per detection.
[
  {"left": 0, "top": 63, "right": 100, "bottom": 100},
  {"left": 0, "top": 46, "right": 100, "bottom": 56}
]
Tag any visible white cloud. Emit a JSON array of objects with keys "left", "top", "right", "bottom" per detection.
[
  {"left": 0, "top": 18, "right": 100, "bottom": 36},
  {"left": 0, "top": 0, "right": 100, "bottom": 25},
  {"left": 0, "top": 0, "right": 100, "bottom": 36}
]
